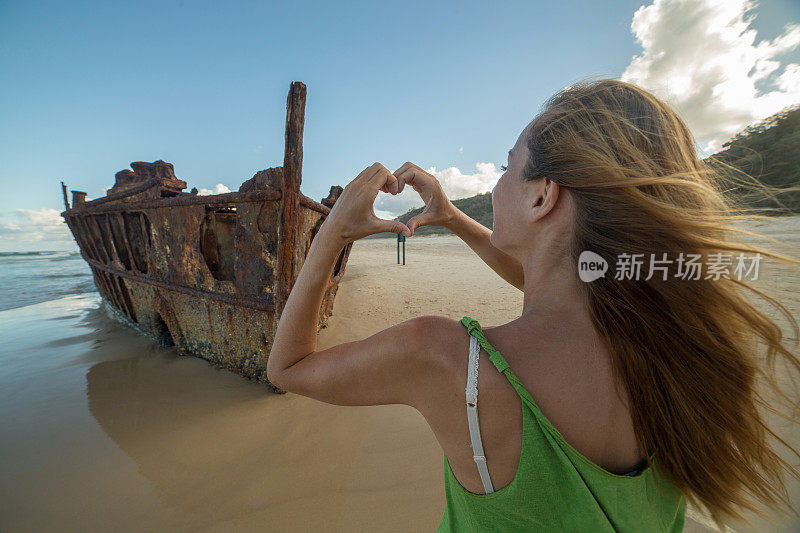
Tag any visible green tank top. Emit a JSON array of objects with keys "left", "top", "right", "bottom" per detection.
[{"left": 438, "top": 316, "right": 687, "bottom": 532}]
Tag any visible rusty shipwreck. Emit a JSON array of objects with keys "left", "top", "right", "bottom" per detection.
[{"left": 60, "top": 82, "right": 353, "bottom": 392}]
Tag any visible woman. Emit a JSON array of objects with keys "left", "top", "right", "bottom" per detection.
[{"left": 267, "top": 79, "right": 800, "bottom": 531}]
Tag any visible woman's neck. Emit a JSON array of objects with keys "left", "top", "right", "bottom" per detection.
[{"left": 519, "top": 247, "right": 588, "bottom": 321}]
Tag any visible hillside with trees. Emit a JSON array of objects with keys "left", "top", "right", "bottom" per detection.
[
  {"left": 367, "top": 105, "right": 800, "bottom": 239},
  {"left": 706, "top": 105, "right": 800, "bottom": 212}
]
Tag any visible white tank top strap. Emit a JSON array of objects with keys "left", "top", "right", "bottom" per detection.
[{"left": 466, "top": 334, "right": 494, "bottom": 494}]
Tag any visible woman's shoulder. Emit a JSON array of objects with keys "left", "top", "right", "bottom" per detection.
[
  {"left": 401, "top": 314, "right": 478, "bottom": 407},
  {"left": 407, "top": 314, "right": 471, "bottom": 369}
]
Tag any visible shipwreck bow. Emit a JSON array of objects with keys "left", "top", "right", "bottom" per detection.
[{"left": 60, "top": 82, "right": 353, "bottom": 392}]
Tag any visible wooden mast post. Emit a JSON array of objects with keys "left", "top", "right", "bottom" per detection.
[
  {"left": 277, "top": 81, "right": 306, "bottom": 316},
  {"left": 61, "top": 181, "right": 71, "bottom": 211}
]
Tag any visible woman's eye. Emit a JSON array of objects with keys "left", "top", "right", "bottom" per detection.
[{"left": 500, "top": 164, "right": 508, "bottom": 172}]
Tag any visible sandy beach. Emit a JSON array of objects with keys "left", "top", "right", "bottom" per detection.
[{"left": 1, "top": 217, "right": 799, "bottom": 532}]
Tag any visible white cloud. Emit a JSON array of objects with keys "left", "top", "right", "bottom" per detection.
[
  {"left": 372, "top": 162, "right": 500, "bottom": 219},
  {"left": 197, "top": 184, "right": 231, "bottom": 196},
  {"left": 620, "top": 0, "right": 800, "bottom": 154},
  {"left": 426, "top": 162, "right": 501, "bottom": 199},
  {"left": 17, "top": 208, "right": 70, "bottom": 235},
  {"left": 0, "top": 208, "right": 75, "bottom": 252},
  {"left": 373, "top": 209, "right": 396, "bottom": 220}
]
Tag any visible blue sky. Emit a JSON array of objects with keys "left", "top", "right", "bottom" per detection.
[{"left": 1, "top": 0, "right": 798, "bottom": 251}]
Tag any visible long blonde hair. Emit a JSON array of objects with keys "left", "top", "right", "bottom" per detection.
[{"left": 523, "top": 78, "right": 800, "bottom": 527}]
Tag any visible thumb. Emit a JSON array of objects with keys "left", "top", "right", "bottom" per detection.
[
  {"left": 406, "top": 212, "right": 435, "bottom": 235},
  {"left": 377, "top": 218, "right": 411, "bottom": 237}
]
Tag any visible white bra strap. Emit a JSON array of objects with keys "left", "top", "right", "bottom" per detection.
[{"left": 466, "top": 335, "right": 494, "bottom": 494}]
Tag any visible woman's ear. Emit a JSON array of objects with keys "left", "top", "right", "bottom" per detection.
[{"left": 531, "top": 178, "right": 559, "bottom": 222}]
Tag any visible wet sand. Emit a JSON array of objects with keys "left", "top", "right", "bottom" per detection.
[{"left": 1, "top": 217, "right": 799, "bottom": 532}]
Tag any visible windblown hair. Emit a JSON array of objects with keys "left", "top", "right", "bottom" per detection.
[{"left": 523, "top": 78, "right": 800, "bottom": 528}]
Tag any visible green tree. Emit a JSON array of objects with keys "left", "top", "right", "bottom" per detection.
[{"left": 706, "top": 105, "right": 800, "bottom": 213}]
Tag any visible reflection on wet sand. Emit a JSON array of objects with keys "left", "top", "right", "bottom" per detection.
[
  {"left": 4, "top": 294, "right": 442, "bottom": 531},
  {"left": 84, "top": 341, "right": 435, "bottom": 527}
]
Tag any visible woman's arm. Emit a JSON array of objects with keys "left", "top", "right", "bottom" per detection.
[
  {"left": 445, "top": 206, "right": 524, "bottom": 291},
  {"left": 266, "top": 222, "right": 441, "bottom": 406},
  {"left": 393, "top": 161, "right": 524, "bottom": 291},
  {"left": 266, "top": 163, "right": 448, "bottom": 407}
]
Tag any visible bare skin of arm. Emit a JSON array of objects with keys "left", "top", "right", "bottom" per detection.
[
  {"left": 266, "top": 162, "right": 453, "bottom": 407},
  {"left": 393, "top": 162, "right": 524, "bottom": 291}
]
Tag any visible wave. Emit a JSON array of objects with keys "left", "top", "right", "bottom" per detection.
[
  {"left": 45, "top": 272, "right": 93, "bottom": 279},
  {"left": 0, "top": 250, "right": 79, "bottom": 257},
  {"left": 0, "top": 281, "right": 98, "bottom": 312},
  {"left": 0, "top": 251, "right": 81, "bottom": 263},
  {"left": 0, "top": 289, "right": 99, "bottom": 313},
  {"left": 0, "top": 250, "right": 94, "bottom": 310}
]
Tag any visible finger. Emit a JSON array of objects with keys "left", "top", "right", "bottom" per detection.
[
  {"left": 355, "top": 163, "right": 378, "bottom": 181},
  {"left": 393, "top": 166, "right": 417, "bottom": 185},
  {"left": 397, "top": 162, "right": 430, "bottom": 184},
  {"left": 394, "top": 161, "right": 415, "bottom": 178},
  {"left": 393, "top": 161, "right": 414, "bottom": 176},
  {"left": 396, "top": 168, "right": 428, "bottom": 191},
  {"left": 353, "top": 163, "right": 383, "bottom": 188},
  {"left": 393, "top": 164, "right": 422, "bottom": 189},
  {"left": 368, "top": 165, "right": 400, "bottom": 194},
  {"left": 406, "top": 212, "right": 435, "bottom": 236},
  {"left": 380, "top": 180, "right": 402, "bottom": 194},
  {"left": 374, "top": 216, "right": 411, "bottom": 237},
  {"left": 380, "top": 167, "right": 401, "bottom": 194},
  {"left": 394, "top": 161, "right": 421, "bottom": 175}
]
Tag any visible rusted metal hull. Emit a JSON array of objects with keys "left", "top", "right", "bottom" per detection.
[{"left": 60, "top": 82, "right": 351, "bottom": 392}]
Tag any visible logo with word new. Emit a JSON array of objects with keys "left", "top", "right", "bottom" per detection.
[{"left": 579, "top": 251, "right": 608, "bottom": 282}]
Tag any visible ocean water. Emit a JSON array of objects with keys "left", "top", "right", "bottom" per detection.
[{"left": 0, "top": 250, "right": 96, "bottom": 311}]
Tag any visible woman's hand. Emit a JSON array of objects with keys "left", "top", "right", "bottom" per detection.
[
  {"left": 393, "top": 162, "right": 457, "bottom": 237},
  {"left": 321, "top": 162, "right": 412, "bottom": 244}
]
